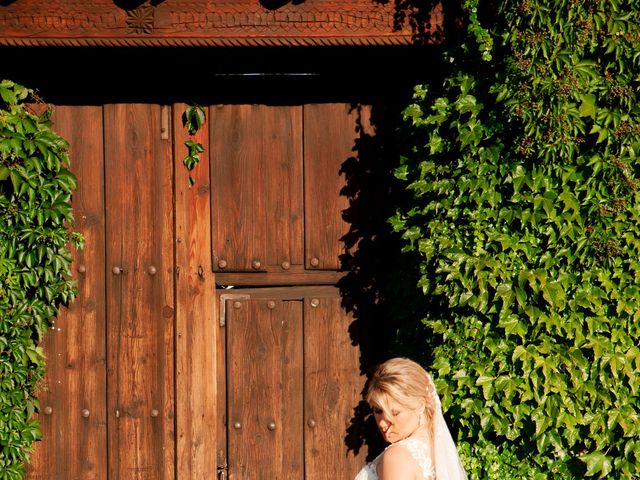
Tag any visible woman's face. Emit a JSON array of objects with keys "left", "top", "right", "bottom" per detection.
[{"left": 371, "top": 397, "right": 422, "bottom": 443}]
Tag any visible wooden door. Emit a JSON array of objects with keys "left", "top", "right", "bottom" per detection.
[
  {"left": 212, "top": 101, "right": 371, "bottom": 479},
  {"left": 218, "top": 287, "right": 365, "bottom": 480},
  {"left": 27, "top": 99, "right": 373, "bottom": 480},
  {"left": 28, "top": 104, "right": 183, "bottom": 480}
]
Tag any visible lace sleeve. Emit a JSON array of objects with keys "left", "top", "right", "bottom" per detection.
[
  {"left": 396, "top": 438, "right": 436, "bottom": 480},
  {"left": 355, "top": 462, "right": 378, "bottom": 480}
]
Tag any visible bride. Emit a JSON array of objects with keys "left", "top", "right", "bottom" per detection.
[{"left": 355, "top": 357, "right": 468, "bottom": 480}]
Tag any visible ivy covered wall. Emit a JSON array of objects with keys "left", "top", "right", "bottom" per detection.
[
  {"left": 391, "top": 0, "right": 640, "bottom": 477},
  {"left": 0, "top": 81, "right": 81, "bottom": 480}
]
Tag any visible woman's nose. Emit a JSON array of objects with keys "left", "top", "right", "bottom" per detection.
[{"left": 378, "top": 417, "right": 390, "bottom": 428}]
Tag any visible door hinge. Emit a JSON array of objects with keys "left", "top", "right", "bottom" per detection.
[{"left": 217, "top": 465, "right": 227, "bottom": 480}]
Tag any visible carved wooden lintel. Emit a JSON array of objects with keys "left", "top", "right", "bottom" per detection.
[{"left": 0, "top": 0, "right": 443, "bottom": 47}]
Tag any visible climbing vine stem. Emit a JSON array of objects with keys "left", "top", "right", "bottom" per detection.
[{"left": 182, "top": 104, "right": 206, "bottom": 186}]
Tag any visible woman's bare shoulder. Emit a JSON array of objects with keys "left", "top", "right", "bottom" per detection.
[{"left": 377, "top": 443, "right": 421, "bottom": 480}]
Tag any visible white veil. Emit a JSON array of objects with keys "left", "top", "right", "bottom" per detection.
[{"left": 432, "top": 387, "right": 468, "bottom": 480}]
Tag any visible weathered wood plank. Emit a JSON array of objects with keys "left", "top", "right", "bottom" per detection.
[
  {"left": 210, "top": 104, "right": 303, "bottom": 273},
  {"left": 27, "top": 106, "right": 107, "bottom": 480},
  {"left": 104, "top": 104, "right": 174, "bottom": 480},
  {"left": 304, "top": 104, "right": 371, "bottom": 270},
  {"left": 173, "top": 104, "right": 218, "bottom": 480},
  {"left": 304, "top": 293, "right": 366, "bottom": 480},
  {"left": 225, "top": 298, "right": 304, "bottom": 480},
  {"left": 215, "top": 271, "right": 343, "bottom": 287}
]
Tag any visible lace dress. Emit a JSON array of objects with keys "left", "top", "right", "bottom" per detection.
[{"left": 354, "top": 437, "right": 435, "bottom": 480}]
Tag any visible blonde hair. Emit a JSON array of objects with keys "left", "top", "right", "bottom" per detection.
[{"left": 365, "top": 357, "right": 437, "bottom": 441}]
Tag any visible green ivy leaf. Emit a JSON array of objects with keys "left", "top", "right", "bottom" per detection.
[
  {"left": 581, "top": 451, "right": 613, "bottom": 478},
  {"left": 578, "top": 94, "right": 597, "bottom": 118}
]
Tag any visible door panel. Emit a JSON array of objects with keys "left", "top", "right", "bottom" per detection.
[
  {"left": 211, "top": 103, "right": 371, "bottom": 279},
  {"left": 211, "top": 105, "right": 304, "bottom": 273},
  {"left": 173, "top": 103, "right": 218, "bottom": 480},
  {"left": 304, "top": 295, "right": 365, "bottom": 480},
  {"left": 226, "top": 296, "right": 304, "bottom": 480},
  {"left": 27, "top": 106, "right": 107, "bottom": 480},
  {"left": 104, "top": 104, "right": 174, "bottom": 480},
  {"left": 304, "top": 104, "right": 371, "bottom": 270}
]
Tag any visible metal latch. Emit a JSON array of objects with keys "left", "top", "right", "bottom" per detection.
[
  {"left": 217, "top": 449, "right": 228, "bottom": 480},
  {"left": 217, "top": 466, "right": 227, "bottom": 480},
  {"left": 219, "top": 293, "right": 250, "bottom": 326}
]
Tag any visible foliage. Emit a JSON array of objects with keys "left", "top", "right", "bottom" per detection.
[
  {"left": 0, "top": 80, "right": 82, "bottom": 480},
  {"left": 391, "top": 0, "right": 640, "bottom": 477},
  {"left": 182, "top": 105, "right": 206, "bottom": 186}
]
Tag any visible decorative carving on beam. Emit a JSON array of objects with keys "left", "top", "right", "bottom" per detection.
[
  {"left": 126, "top": 4, "right": 155, "bottom": 34},
  {"left": 0, "top": 0, "right": 442, "bottom": 47}
]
